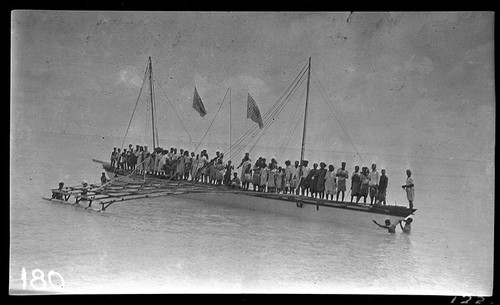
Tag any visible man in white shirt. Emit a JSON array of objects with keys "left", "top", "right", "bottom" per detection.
[{"left": 368, "top": 163, "right": 380, "bottom": 205}]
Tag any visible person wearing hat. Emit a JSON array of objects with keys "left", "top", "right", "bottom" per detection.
[
  {"left": 399, "top": 218, "right": 413, "bottom": 233},
  {"left": 336, "top": 162, "right": 349, "bottom": 202},
  {"left": 52, "top": 181, "right": 65, "bottom": 200}
]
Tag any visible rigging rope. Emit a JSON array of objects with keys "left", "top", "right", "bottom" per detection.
[
  {"left": 246, "top": 72, "right": 307, "bottom": 153},
  {"left": 225, "top": 62, "right": 309, "bottom": 160},
  {"left": 192, "top": 87, "right": 230, "bottom": 155},
  {"left": 119, "top": 63, "right": 149, "bottom": 152},
  {"left": 277, "top": 109, "right": 305, "bottom": 163},
  {"left": 225, "top": 61, "right": 309, "bottom": 155},
  {"left": 276, "top": 85, "right": 306, "bottom": 163},
  {"left": 311, "top": 72, "right": 367, "bottom": 166},
  {"left": 153, "top": 74, "right": 195, "bottom": 144}
]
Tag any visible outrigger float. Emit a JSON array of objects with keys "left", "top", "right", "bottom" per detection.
[{"left": 47, "top": 56, "right": 416, "bottom": 226}]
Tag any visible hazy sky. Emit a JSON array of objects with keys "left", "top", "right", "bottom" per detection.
[{"left": 11, "top": 11, "right": 494, "bottom": 167}]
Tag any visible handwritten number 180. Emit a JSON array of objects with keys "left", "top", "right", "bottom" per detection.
[{"left": 21, "top": 268, "right": 65, "bottom": 290}]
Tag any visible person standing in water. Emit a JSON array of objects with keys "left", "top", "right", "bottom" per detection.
[
  {"left": 372, "top": 219, "right": 397, "bottom": 233},
  {"left": 402, "top": 169, "right": 415, "bottom": 210},
  {"left": 399, "top": 218, "right": 413, "bottom": 233}
]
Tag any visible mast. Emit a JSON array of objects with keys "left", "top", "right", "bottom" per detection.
[
  {"left": 229, "top": 87, "right": 232, "bottom": 162},
  {"left": 299, "top": 57, "right": 312, "bottom": 177},
  {"left": 148, "top": 56, "right": 156, "bottom": 152}
]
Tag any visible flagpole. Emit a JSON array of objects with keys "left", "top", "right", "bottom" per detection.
[{"left": 299, "top": 57, "right": 311, "bottom": 178}]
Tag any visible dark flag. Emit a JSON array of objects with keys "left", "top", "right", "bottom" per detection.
[
  {"left": 247, "top": 93, "right": 263, "bottom": 128},
  {"left": 192, "top": 87, "right": 207, "bottom": 117}
]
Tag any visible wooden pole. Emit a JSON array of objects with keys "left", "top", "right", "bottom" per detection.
[
  {"left": 148, "top": 57, "right": 156, "bottom": 152},
  {"left": 298, "top": 57, "right": 311, "bottom": 178}
]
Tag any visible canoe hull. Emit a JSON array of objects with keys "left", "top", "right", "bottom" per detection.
[{"left": 179, "top": 191, "right": 410, "bottom": 226}]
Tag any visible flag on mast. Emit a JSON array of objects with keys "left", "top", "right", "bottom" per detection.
[
  {"left": 192, "top": 87, "right": 207, "bottom": 117},
  {"left": 247, "top": 93, "right": 264, "bottom": 129}
]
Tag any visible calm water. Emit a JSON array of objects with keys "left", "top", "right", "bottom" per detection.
[{"left": 9, "top": 130, "right": 494, "bottom": 294}]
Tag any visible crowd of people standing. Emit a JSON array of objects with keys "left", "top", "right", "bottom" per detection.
[{"left": 109, "top": 146, "right": 414, "bottom": 207}]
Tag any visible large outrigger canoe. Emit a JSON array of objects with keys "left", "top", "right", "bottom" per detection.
[
  {"left": 47, "top": 56, "right": 416, "bottom": 226},
  {"left": 47, "top": 159, "right": 415, "bottom": 226}
]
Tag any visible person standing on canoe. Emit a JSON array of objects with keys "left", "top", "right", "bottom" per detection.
[
  {"left": 283, "top": 160, "right": 292, "bottom": 194},
  {"left": 259, "top": 162, "right": 268, "bottom": 192},
  {"left": 236, "top": 152, "right": 251, "bottom": 183},
  {"left": 183, "top": 150, "right": 192, "bottom": 180},
  {"left": 110, "top": 148, "right": 117, "bottom": 168},
  {"left": 299, "top": 160, "right": 311, "bottom": 197},
  {"left": 324, "top": 165, "right": 336, "bottom": 201},
  {"left": 191, "top": 154, "right": 199, "bottom": 182},
  {"left": 120, "top": 149, "right": 128, "bottom": 169},
  {"left": 308, "top": 163, "right": 319, "bottom": 198},
  {"left": 114, "top": 148, "right": 121, "bottom": 168},
  {"left": 336, "top": 162, "right": 349, "bottom": 202},
  {"left": 136, "top": 146, "right": 144, "bottom": 174},
  {"left": 402, "top": 169, "right": 415, "bottom": 210},
  {"left": 267, "top": 163, "right": 276, "bottom": 193},
  {"left": 357, "top": 167, "right": 369, "bottom": 204},
  {"left": 350, "top": 165, "right": 361, "bottom": 203},
  {"left": 143, "top": 146, "right": 150, "bottom": 174},
  {"left": 291, "top": 160, "right": 300, "bottom": 195},
  {"left": 252, "top": 158, "right": 262, "bottom": 191},
  {"left": 372, "top": 219, "right": 397, "bottom": 233},
  {"left": 243, "top": 163, "right": 253, "bottom": 190},
  {"left": 377, "top": 169, "right": 388, "bottom": 205},
  {"left": 369, "top": 163, "right": 380, "bottom": 205},
  {"left": 316, "top": 162, "right": 327, "bottom": 199},
  {"left": 223, "top": 160, "right": 233, "bottom": 186},
  {"left": 275, "top": 167, "right": 284, "bottom": 194}
]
